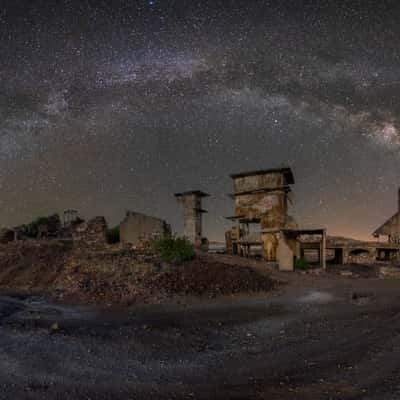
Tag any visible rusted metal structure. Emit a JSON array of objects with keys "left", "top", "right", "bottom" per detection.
[{"left": 175, "top": 190, "right": 209, "bottom": 248}]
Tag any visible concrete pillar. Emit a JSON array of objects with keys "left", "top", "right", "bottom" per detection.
[
  {"left": 175, "top": 191, "right": 209, "bottom": 247},
  {"left": 321, "top": 229, "right": 327, "bottom": 269}
]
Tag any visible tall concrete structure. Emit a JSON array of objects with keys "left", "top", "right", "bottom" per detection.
[
  {"left": 226, "top": 167, "right": 327, "bottom": 270},
  {"left": 229, "top": 168, "right": 296, "bottom": 261},
  {"left": 175, "top": 191, "right": 209, "bottom": 247}
]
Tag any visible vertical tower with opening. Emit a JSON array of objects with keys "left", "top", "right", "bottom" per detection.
[{"left": 175, "top": 191, "right": 209, "bottom": 247}]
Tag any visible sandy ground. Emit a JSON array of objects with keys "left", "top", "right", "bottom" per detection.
[{"left": 1, "top": 269, "right": 400, "bottom": 399}]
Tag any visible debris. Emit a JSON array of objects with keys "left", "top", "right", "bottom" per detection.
[
  {"left": 0, "top": 241, "right": 275, "bottom": 306},
  {"left": 379, "top": 267, "right": 400, "bottom": 279}
]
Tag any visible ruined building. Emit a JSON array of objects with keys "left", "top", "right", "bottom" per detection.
[
  {"left": 226, "top": 168, "right": 327, "bottom": 271},
  {"left": 73, "top": 216, "right": 108, "bottom": 249},
  {"left": 227, "top": 168, "right": 297, "bottom": 261},
  {"left": 175, "top": 191, "right": 209, "bottom": 248},
  {"left": 119, "top": 211, "right": 171, "bottom": 247},
  {"left": 373, "top": 189, "right": 400, "bottom": 244}
]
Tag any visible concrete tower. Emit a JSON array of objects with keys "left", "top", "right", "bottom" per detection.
[{"left": 175, "top": 191, "right": 209, "bottom": 247}]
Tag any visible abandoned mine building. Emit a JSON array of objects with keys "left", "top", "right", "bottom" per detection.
[
  {"left": 225, "top": 168, "right": 400, "bottom": 270},
  {"left": 225, "top": 167, "right": 327, "bottom": 271}
]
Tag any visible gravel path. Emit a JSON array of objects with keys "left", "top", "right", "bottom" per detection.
[{"left": 1, "top": 277, "right": 400, "bottom": 399}]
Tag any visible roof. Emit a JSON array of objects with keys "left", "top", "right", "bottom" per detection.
[
  {"left": 174, "top": 190, "right": 210, "bottom": 198},
  {"left": 281, "top": 228, "right": 326, "bottom": 237},
  {"left": 228, "top": 186, "right": 292, "bottom": 197},
  {"left": 373, "top": 211, "right": 400, "bottom": 236},
  {"left": 230, "top": 167, "right": 294, "bottom": 184}
]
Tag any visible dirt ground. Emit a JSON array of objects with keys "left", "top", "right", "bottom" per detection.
[{"left": 1, "top": 265, "right": 400, "bottom": 399}]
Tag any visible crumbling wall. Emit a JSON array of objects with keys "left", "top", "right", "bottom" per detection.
[
  {"left": 119, "top": 211, "right": 171, "bottom": 247},
  {"left": 347, "top": 248, "right": 377, "bottom": 265},
  {"left": 73, "top": 216, "right": 108, "bottom": 249}
]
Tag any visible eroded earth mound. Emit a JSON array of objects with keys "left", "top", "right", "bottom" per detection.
[{"left": 0, "top": 241, "right": 275, "bottom": 305}]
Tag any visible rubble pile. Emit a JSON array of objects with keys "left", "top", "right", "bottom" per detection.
[
  {"left": 147, "top": 258, "right": 275, "bottom": 298},
  {"left": 379, "top": 266, "right": 400, "bottom": 279},
  {"left": 0, "top": 241, "right": 275, "bottom": 305},
  {"left": 0, "top": 241, "right": 71, "bottom": 291},
  {"left": 72, "top": 217, "right": 108, "bottom": 249}
]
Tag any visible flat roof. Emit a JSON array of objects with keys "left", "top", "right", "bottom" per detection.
[
  {"left": 229, "top": 186, "right": 292, "bottom": 197},
  {"left": 230, "top": 167, "right": 294, "bottom": 184},
  {"left": 174, "top": 190, "right": 210, "bottom": 198},
  {"left": 282, "top": 228, "right": 326, "bottom": 235}
]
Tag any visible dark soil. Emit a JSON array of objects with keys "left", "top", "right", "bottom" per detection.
[{"left": 1, "top": 277, "right": 400, "bottom": 399}]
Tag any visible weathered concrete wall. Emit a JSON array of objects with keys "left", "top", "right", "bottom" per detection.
[
  {"left": 277, "top": 234, "right": 300, "bottom": 271},
  {"left": 120, "top": 211, "right": 170, "bottom": 246},
  {"left": 234, "top": 191, "right": 288, "bottom": 227},
  {"left": 181, "top": 194, "right": 202, "bottom": 243},
  {"left": 277, "top": 236, "right": 293, "bottom": 271},
  {"left": 347, "top": 248, "right": 377, "bottom": 265},
  {"left": 261, "top": 232, "right": 278, "bottom": 261},
  {"left": 175, "top": 192, "right": 208, "bottom": 247},
  {"left": 233, "top": 172, "right": 284, "bottom": 194}
]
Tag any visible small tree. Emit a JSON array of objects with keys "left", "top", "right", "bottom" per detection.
[
  {"left": 153, "top": 234, "right": 195, "bottom": 264},
  {"left": 20, "top": 214, "right": 61, "bottom": 238},
  {"left": 295, "top": 257, "right": 309, "bottom": 271}
]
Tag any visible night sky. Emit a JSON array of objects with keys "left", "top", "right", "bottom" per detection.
[{"left": 1, "top": 0, "right": 399, "bottom": 240}]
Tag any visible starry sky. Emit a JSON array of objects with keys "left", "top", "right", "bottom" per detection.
[{"left": 1, "top": 0, "right": 400, "bottom": 240}]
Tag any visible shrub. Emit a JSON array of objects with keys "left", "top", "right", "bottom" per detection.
[
  {"left": 20, "top": 214, "right": 61, "bottom": 238},
  {"left": 295, "top": 257, "right": 309, "bottom": 270},
  {"left": 153, "top": 235, "right": 195, "bottom": 264},
  {"left": 106, "top": 226, "right": 120, "bottom": 244}
]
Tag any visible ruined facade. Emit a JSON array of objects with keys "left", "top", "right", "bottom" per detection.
[
  {"left": 228, "top": 168, "right": 296, "bottom": 261},
  {"left": 175, "top": 191, "right": 209, "bottom": 248},
  {"left": 119, "top": 211, "right": 171, "bottom": 247},
  {"left": 373, "top": 189, "right": 400, "bottom": 244},
  {"left": 226, "top": 168, "right": 327, "bottom": 271}
]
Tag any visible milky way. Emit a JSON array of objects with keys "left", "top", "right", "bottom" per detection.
[{"left": 1, "top": 0, "right": 400, "bottom": 240}]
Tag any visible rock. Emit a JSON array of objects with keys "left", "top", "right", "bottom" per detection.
[
  {"left": 50, "top": 322, "right": 60, "bottom": 333},
  {"left": 380, "top": 267, "right": 400, "bottom": 279}
]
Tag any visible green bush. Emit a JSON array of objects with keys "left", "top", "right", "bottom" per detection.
[
  {"left": 106, "top": 226, "right": 120, "bottom": 244},
  {"left": 20, "top": 214, "right": 61, "bottom": 238},
  {"left": 153, "top": 235, "right": 195, "bottom": 264},
  {"left": 295, "top": 257, "right": 309, "bottom": 270}
]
